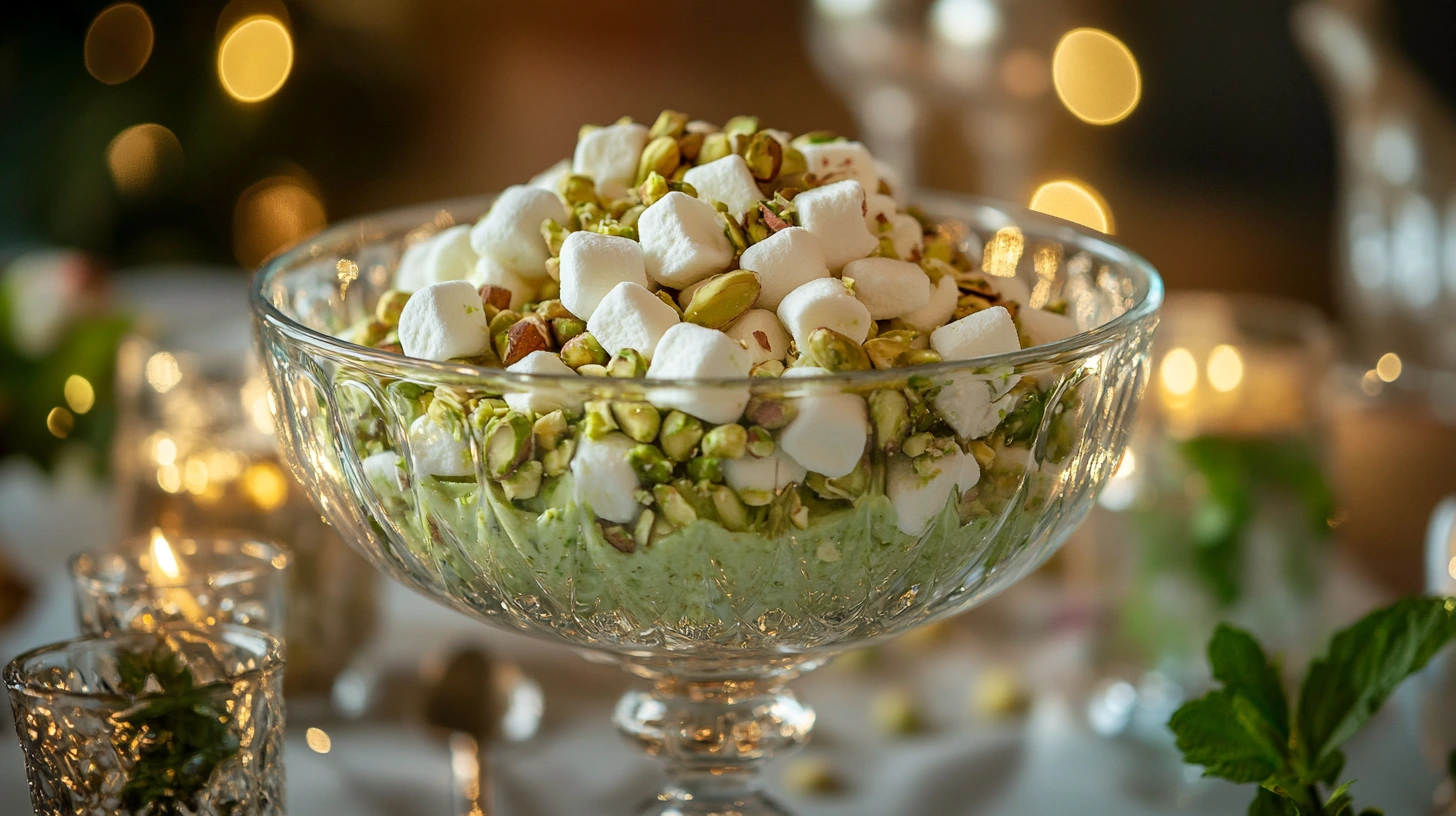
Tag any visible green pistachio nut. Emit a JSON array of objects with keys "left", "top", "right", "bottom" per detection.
[
  {"left": 560, "top": 333, "right": 609, "bottom": 369},
  {"left": 543, "top": 257, "right": 561, "bottom": 282},
  {"left": 652, "top": 484, "right": 698, "bottom": 528},
  {"left": 723, "top": 115, "right": 760, "bottom": 138},
  {"left": 863, "top": 337, "right": 910, "bottom": 370},
  {"left": 791, "top": 131, "right": 840, "bottom": 148},
  {"left": 501, "top": 460, "right": 543, "bottom": 501},
  {"left": 619, "top": 204, "right": 646, "bottom": 229},
  {"left": 719, "top": 212, "right": 749, "bottom": 255},
  {"left": 698, "top": 132, "right": 733, "bottom": 165},
  {"left": 807, "top": 327, "right": 872, "bottom": 372},
  {"left": 686, "top": 456, "right": 724, "bottom": 483},
  {"left": 533, "top": 410, "right": 569, "bottom": 452},
  {"left": 541, "top": 219, "right": 569, "bottom": 257},
  {"left": 542, "top": 437, "right": 576, "bottom": 476},
  {"left": 577, "top": 363, "right": 609, "bottom": 377},
  {"left": 745, "top": 209, "right": 771, "bottom": 245},
  {"left": 649, "top": 109, "right": 689, "bottom": 140},
  {"left": 750, "top": 360, "right": 785, "bottom": 378},
  {"left": 636, "top": 136, "right": 681, "bottom": 185},
  {"left": 375, "top": 290, "right": 410, "bottom": 326},
  {"left": 488, "top": 309, "right": 522, "bottom": 340},
  {"left": 868, "top": 390, "right": 911, "bottom": 453},
  {"left": 667, "top": 179, "right": 698, "bottom": 197},
  {"left": 612, "top": 401, "right": 661, "bottom": 443},
  {"left": 560, "top": 175, "right": 598, "bottom": 207},
  {"left": 779, "top": 145, "right": 807, "bottom": 177},
  {"left": 897, "top": 349, "right": 943, "bottom": 367},
  {"left": 659, "top": 411, "right": 704, "bottom": 462},
  {"left": 701, "top": 423, "right": 748, "bottom": 459},
  {"left": 744, "top": 396, "right": 796, "bottom": 430},
  {"left": 551, "top": 317, "right": 586, "bottom": 345},
  {"left": 583, "top": 400, "right": 618, "bottom": 439},
  {"left": 607, "top": 348, "right": 648, "bottom": 378},
  {"left": 711, "top": 485, "right": 751, "bottom": 531},
  {"left": 677, "top": 131, "right": 705, "bottom": 162},
  {"left": 632, "top": 508, "right": 656, "bottom": 550},
  {"left": 745, "top": 425, "right": 775, "bottom": 458},
  {"left": 683, "top": 270, "right": 760, "bottom": 330},
  {"left": 574, "top": 201, "right": 607, "bottom": 232},
  {"left": 738, "top": 488, "right": 774, "bottom": 507},
  {"left": 485, "top": 412, "right": 534, "bottom": 480},
  {"left": 672, "top": 477, "right": 719, "bottom": 520},
  {"left": 628, "top": 444, "right": 674, "bottom": 485},
  {"left": 902, "top": 432, "right": 933, "bottom": 458},
  {"left": 638, "top": 172, "right": 670, "bottom": 207},
  {"left": 743, "top": 132, "right": 783, "bottom": 182}
]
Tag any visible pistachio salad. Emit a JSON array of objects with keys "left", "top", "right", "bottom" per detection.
[{"left": 331, "top": 110, "right": 1093, "bottom": 625}]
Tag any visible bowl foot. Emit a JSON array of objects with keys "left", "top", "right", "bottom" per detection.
[{"left": 634, "top": 789, "right": 794, "bottom": 816}]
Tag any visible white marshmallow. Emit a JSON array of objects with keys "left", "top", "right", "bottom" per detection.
[
  {"left": 637, "top": 191, "right": 734, "bottom": 288},
  {"left": 876, "top": 159, "right": 908, "bottom": 206},
  {"left": 572, "top": 123, "right": 649, "bottom": 200},
  {"left": 776, "top": 277, "right": 873, "bottom": 349},
  {"left": 843, "top": 257, "right": 930, "bottom": 320},
  {"left": 724, "top": 449, "right": 808, "bottom": 494},
  {"left": 471, "top": 256, "right": 535, "bottom": 310},
  {"left": 778, "top": 366, "right": 868, "bottom": 479},
  {"left": 683, "top": 155, "right": 763, "bottom": 219},
  {"left": 397, "top": 280, "right": 490, "bottom": 362},
  {"left": 799, "top": 141, "right": 878, "bottom": 191},
  {"left": 737, "top": 227, "right": 830, "bottom": 310},
  {"left": 1019, "top": 307, "right": 1078, "bottom": 348},
  {"left": 570, "top": 432, "right": 642, "bottom": 524},
  {"left": 470, "top": 185, "right": 567, "bottom": 279},
  {"left": 887, "top": 447, "right": 981, "bottom": 536},
  {"left": 408, "top": 413, "right": 473, "bottom": 478},
  {"left": 504, "top": 350, "right": 583, "bottom": 416},
  {"left": 900, "top": 274, "right": 959, "bottom": 334},
  {"left": 395, "top": 225, "right": 476, "bottom": 292},
  {"left": 645, "top": 323, "right": 751, "bottom": 424},
  {"left": 888, "top": 214, "right": 924, "bottom": 261},
  {"left": 362, "top": 451, "right": 408, "bottom": 500},
  {"left": 529, "top": 158, "right": 571, "bottom": 196},
  {"left": 930, "top": 306, "right": 1021, "bottom": 362},
  {"left": 989, "top": 274, "right": 1031, "bottom": 308},
  {"left": 558, "top": 231, "right": 650, "bottom": 320},
  {"left": 725, "top": 309, "right": 791, "bottom": 365},
  {"left": 587, "top": 282, "right": 680, "bottom": 359},
  {"left": 864, "top": 193, "right": 897, "bottom": 231},
  {"left": 794, "top": 180, "right": 879, "bottom": 271},
  {"left": 933, "top": 383, "right": 1017, "bottom": 439}
]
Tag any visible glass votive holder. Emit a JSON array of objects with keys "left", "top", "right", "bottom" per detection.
[
  {"left": 69, "top": 532, "right": 289, "bottom": 638},
  {"left": 6, "top": 625, "right": 285, "bottom": 815}
]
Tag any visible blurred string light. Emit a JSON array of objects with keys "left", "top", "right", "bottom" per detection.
[
  {"left": 1029, "top": 180, "right": 1113, "bottom": 233},
  {"left": 145, "top": 351, "right": 183, "bottom": 393},
  {"left": 243, "top": 461, "right": 289, "bottom": 511},
  {"left": 85, "top": 3, "right": 153, "bottom": 85},
  {"left": 217, "top": 15, "right": 294, "bottom": 103},
  {"left": 233, "top": 175, "right": 326, "bottom": 268},
  {"left": 1052, "top": 28, "right": 1141, "bottom": 125},
  {"left": 64, "top": 375, "right": 96, "bottom": 415},
  {"left": 1376, "top": 352, "right": 1402, "bottom": 382},
  {"left": 105, "top": 124, "right": 183, "bottom": 197},
  {"left": 929, "top": 0, "right": 1000, "bottom": 48},
  {"left": 1160, "top": 348, "right": 1198, "bottom": 396},
  {"left": 46, "top": 407, "right": 75, "bottom": 439},
  {"left": 1206, "top": 345, "right": 1244, "bottom": 392}
]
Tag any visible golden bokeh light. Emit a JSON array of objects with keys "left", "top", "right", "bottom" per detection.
[
  {"left": 306, "top": 727, "right": 332, "bottom": 754},
  {"left": 85, "top": 3, "right": 154, "bottom": 85},
  {"left": 217, "top": 16, "right": 294, "bottom": 103},
  {"left": 145, "top": 351, "right": 183, "bottom": 393},
  {"left": 234, "top": 176, "right": 326, "bottom": 268},
  {"left": 150, "top": 528, "right": 181, "bottom": 580},
  {"left": 64, "top": 375, "right": 97, "bottom": 415},
  {"left": 1376, "top": 352, "right": 1402, "bottom": 382},
  {"left": 982, "top": 226, "right": 1025, "bottom": 278},
  {"left": 1160, "top": 348, "right": 1198, "bottom": 396},
  {"left": 155, "top": 437, "right": 177, "bottom": 466},
  {"left": 243, "top": 461, "right": 289, "bottom": 511},
  {"left": 1029, "top": 180, "right": 1114, "bottom": 233},
  {"left": 46, "top": 407, "right": 75, "bottom": 439},
  {"left": 1052, "top": 28, "right": 1142, "bottom": 125},
  {"left": 106, "top": 124, "right": 184, "bottom": 197},
  {"left": 1206, "top": 345, "right": 1244, "bottom": 393}
]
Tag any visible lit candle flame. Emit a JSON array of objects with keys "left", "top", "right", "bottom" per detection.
[{"left": 150, "top": 528, "right": 181, "bottom": 581}]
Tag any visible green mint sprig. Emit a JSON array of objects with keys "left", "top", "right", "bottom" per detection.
[{"left": 1169, "top": 596, "right": 1456, "bottom": 815}]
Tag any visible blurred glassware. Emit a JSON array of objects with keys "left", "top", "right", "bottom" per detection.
[
  {"left": 111, "top": 278, "right": 377, "bottom": 698},
  {"left": 6, "top": 625, "right": 285, "bottom": 815},
  {"left": 1088, "top": 293, "right": 1337, "bottom": 737},
  {"left": 1410, "top": 496, "right": 1456, "bottom": 813},
  {"left": 70, "top": 531, "right": 288, "bottom": 638},
  {"left": 1294, "top": 0, "right": 1456, "bottom": 382}
]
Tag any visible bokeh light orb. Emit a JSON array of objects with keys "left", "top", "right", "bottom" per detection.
[
  {"left": 1052, "top": 28, "right": 1141, "bottom": 125},
  {"left": 85, "top": 3, "right": 154, "bottom": 85},
  {"left": 217, "top": 16, "right": 294, "bottom": 102},
  {"left": 1029, "top": 179, "right": 1113, "bottom": 233},
  {"left": 234, "top": 176, "right": 326, "bottom": 268},
  {"left": 105, "top": 124, "right": 184, "bottom": 197}
]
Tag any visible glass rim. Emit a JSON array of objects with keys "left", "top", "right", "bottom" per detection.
[
  {"left": 68, "top": 532, "right": 290, "bottom": 593},
  {"left": 3, "top": 623, "right": 284, "bottom": 702},
  {"left": 248, "top": 190, "right": 1165, "bottom": 388}
]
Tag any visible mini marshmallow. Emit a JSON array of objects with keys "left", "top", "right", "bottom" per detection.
[
  {"left": 470, "top": 185, "right": 567, "bottom": 279},
  {"left": 930, "top": 306, "right": 1022, "bottom": 362},
  {"left": 645, "top": 323, "right": 751, "bottom": 424},
  {"left": 876, "top": 159, "right": 908, "bottom": 206},
  {"left": 571, "top": 432, "right": 642, "bottom": 524},
  {"left": 864, "top": 193, "right": 897, "bottom": 231},
  {"left": 776, "top": 277, "right": 873, "bottom": 349},
  {"left": 725, "top": 309, "right": 791, "bottom": 365},
  {"left": 799, "top": 140, "right": 878, "bottom": 192},
  {"left": 899, "top": 274, "right": 959, "bottom": 334},
  {"left": 572, "top": 122, "right": 649, "bottom": 200},
  {"left": 683, "top": 155, "right": 763, "bottom": 219},
  {"left": 843, "top": 257, "right": 930, "bottom": 320},
  {"left": 362, "top": 451, "right": 408, "bottom": 500},
  {"left": 504, "top": 350, "right": 584, "bottom": 416},
  {"left": 888, "top": 214, "right": 924, "bottom": 261},
  {"left": 471, "top": 256, "right": 535, "bottom": 310},
  {"left": 637, "top": 191, "right": 734, "bottom": 288},
  {"left": 794, "top": 180, "right": 879, "bottom": 271},
  {"left": 395, "top": 225, "right": 476, "bottom": 292},
  {"left": 397, "top": 280, "right": 491, "bottom": 361},
  {"left": 1019, "top": 307, "right": 1078, "bottom": 348},
  {"left": 933, "top": 383, "right": 1017, "bottom": 439},
  {"left": 724, "top": 449, "right": 808, "bottom": 494},
  {"left": 738, "top": 227, "right": 830, "bottom": 310},
  {"left": 558, "top": 231, "right": 651, "bottom": 320},
  {"left": 587, "top": 282, "right": 680, "bottom": 359},
  {"left": 989, "top": 274, "right": 1031, "bottom": 307},
  {"left": 778, "top": 367, "right": 868, "bottom": 479},
  {"left": 529, "top": 158, "right": 571, "bottom": 196},
  {"left": 888, "top": 447, "right": 981, "bottom": 536},
  {"left": 408, "top": 413, "right": 473, "bottom": 478}
]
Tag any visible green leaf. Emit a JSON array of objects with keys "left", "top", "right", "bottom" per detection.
[
  {"left": 1324, "top": 779, "right": 1356, "bottom": 815},
  {"left": 1209, "top": 623, "right": 1290, "bottom": 741},
  {"left": 1170, "top": 691, "right": 1284, "bottom": 783},
  {"left": 1313, "top": 749, "right": 1345, "bottom": 787},
  {"left": 1296, "top": 596, "right": 1456, "bottom": 770},
  {"left": 1249, "top": 787, "right": 1303, "bottom": 816}
]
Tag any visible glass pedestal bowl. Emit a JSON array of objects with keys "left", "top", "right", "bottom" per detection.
[{"left": 249, "top": 192, "right": 1161, "bottom": 815}]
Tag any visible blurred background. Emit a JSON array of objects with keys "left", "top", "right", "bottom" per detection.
[{"left": 2, "top": 0, "right": 1456, "bottom": 813}]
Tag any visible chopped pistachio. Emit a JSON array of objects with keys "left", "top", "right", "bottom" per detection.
[
  {"left": 649, "top": 109, "right": 689, "bottom": 140},
  {"left": 719, "top": 211, "right": 748, "bottom": 255},
  {"left": 489, "top": 309, "right": 522, "bottom": 339},
  {"left": 619, "top": 204, "right": 646, "bottom": 229},
  {"left": 632, "top": 508, "right": 656, "bottom": 550},
  {"left": 541, "top": 219, "right": 569, "bottom": 257},
  {"left": 501, "top": 460, "right": 543, "bottom": 501},
  {"left": 738, "top": 488, "right": 774, "bottom": 507},
  {"left": 744, "top": 208, "right": 771, "bottom": 244},
  {"left": 503, "top": 315, "right": 552, "bottom": 365},
  {"left": 551, "top": 317, "right": 586, "bottom": 345},
  {"left": 806, "top": 327, "right": 872, "bottom": 372},
  {"left": 805, "top": 456, "right": 871, "bottom": 501},
  {"left": 677, "top": 131, "right": 704, "bottom": 161},
  {"left": 636, "top": 136, "right": 681, "bottom": 185},
  {"left": 701, "top": 423, "right": 748, "bottom": 459},
  {"left": 722, "top": 115, "right": 760, "bottom": 138},
  {"left": 607, "top": 348, "right": 647, "bottom": 378},
  {"left": 744, "top": 395, "right": 796, "bottom": 430},
  {"left": 628, "top": 444, "right": 673, "bottom": 484},
  {"left": 897, "top": 349, "right": 943, "bottom": 367},
  {"left": 484, "top": 412, "right": 533, "bottom": 480},
  {"left": 612, "top": 401, "right": 661, "bottom": 443},
  {"left": 480, "top": 285, "right": 513, "bottom": 312},
  {"left": 375, "top": 290, "right": 410, "bottom": 326},
  {"left": 750, "top": 360, "right": 785, "bottom": 378},
  {"left": 560, "top": 174, "right": 598, "bottom": 207},
  {"left": 544, "top": 257, "right": 561, "bottom": 282},
  {"left": 863, "top": 337, "right": 910, "bottom": 370},
  {"left": 686, "top": 456, "right": 723, "bottom": 483},
  {"left": 791, "top": 130, "right": 840, "bottom": 148},
  {"left": 533, "top": 410, "right": 568, "bottom": 451},
  {"left": 683, "top": 270, "right": 760, "bottom": 330},
  {"left": 698, "top": 132, "right": 732, "bottom": 165},
  {"left": 535, "top": 299, "right": 573, "bottom": 321},
  {"left": 968, "top": 440, "right": 996, "bottom": 470},
  {"left": 779, "top": 145, "right": 808, "bottom": 177},
  {"left": 577, "top": 363, "right": 609, "bottom": 377},
  {"left": 745, "top": 425, "right": 775, "bottom": 458},
  {"left": 868, "top": 390, "right": 911, "bottom": 453},
  {"left": 659, "top": 411, "right": 704, "bottom": 462},
  {"left": 542, "top": 437, "right": 576, "bottom": 477},
  {"left": 637, "top": 172, "right": 669, "bottom": 207},
  {"left": 743, "top": 132, "right": 783, "bottom": 182},
  {"left": 560, "top": 333, "right": 609, "bottom": 369},
  {"left": 667, "top": 179, "right": 698, "bottom": 197},
  {"left": 652, "top": 484, "right": 699, "bottom": 528},
  {"left": 902, "top": 432, "right": 932, "bottom": 458},
  {"left": 711, "top": 485, "right": 750, "bottom": 531},
  {"left": 583, "top": 401, "right": 618, "bottom": 439}
]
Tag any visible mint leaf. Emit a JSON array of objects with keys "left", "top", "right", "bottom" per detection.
[
  {"left": 1209, "top": 623, "right": 1289, "bottom": 741},
  {"left": 1249, "top": 787, "right": 1302, "bottom": 816},
  {"left": 1324, "top": 779, "right": 1356, "bottom": 815},
  {"left": 1295, "top": 597, "right": 1456, "bottom": 769},
  {"left": 1170, "top": 690, "right": 1284, "bottom": 783}
]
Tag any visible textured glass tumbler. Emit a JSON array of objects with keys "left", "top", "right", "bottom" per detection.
[
  {"left": 6, "top": 625, "right": 285, "bottom": 815},
  {"left": 70, "top": 534, "right": 289, "bottom": 639}
]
